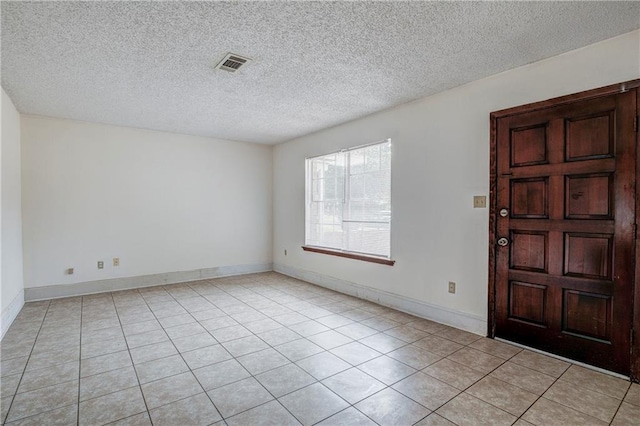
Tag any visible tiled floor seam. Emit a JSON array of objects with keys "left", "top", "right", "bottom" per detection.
[
  {"left": 78, "top": 382, "right": 140, "bottom": 404},
  {"left": 546, "top": 364, "right": 630, "bottom": 424},
  {"left": 546, "top": 375, "right": 627, "bottom": 426},
  {"left": 467, "top": 351, "right": 540, "bottom": 422},
  {"left": 509, "top": 364, "right": 578, "bottom": 426},
  {"left": 389, "top": 368, "right": 459, "bottom": 419},
  {"left": 112, "top": 291, "right": 154, "bottom": 425},
  {"left": 4, "top": 402, "right": 78, "bottom": 426},
  {"left": 610, "top": 384, "right": 635, "bottom": 422},
  {"left": 104, "top": 411, "right": 149, "bottom": 426},
  {"left": 180, "top": 280, "right": 368, "bottom": 425},
  {"left": 2, "top": 300, "right": 51, "bottom": 424},
  {"left": 417, "top": 341, "right": 520, "bottom": 425},
  {"left": 265, "top": 322, "right": 423, "bottom": 423},
  {"left": 8, "top": 274, "right": 629, "bottom": 426},
  {"left": 137, "top": 286, "right": 225, "bottom": 423},
  {"left": 77, "top": 296, "right": 84, "bottom": 425},
  {"left": 8, "top": 372, "right": 78, "bottom": 397},
  {"left": 181, "top": 281, "right": 310, "bottom": 425}
]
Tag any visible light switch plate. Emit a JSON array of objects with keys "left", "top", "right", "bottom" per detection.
[{"left": 473, "top": 195, "right": 487, "bottom": 208}]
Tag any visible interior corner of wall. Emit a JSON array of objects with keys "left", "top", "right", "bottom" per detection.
[{"left": 1, "top": 287, "right": 25, "bottom": 340}]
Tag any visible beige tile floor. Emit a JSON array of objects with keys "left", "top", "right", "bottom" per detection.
[{"left": 0, "top": 272, "right": 638, "bottom": 425}]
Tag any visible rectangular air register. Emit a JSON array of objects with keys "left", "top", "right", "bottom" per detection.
[{"left": 216, "top": 53, "right": 251, "bottom": 73}]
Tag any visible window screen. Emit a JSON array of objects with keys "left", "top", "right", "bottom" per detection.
[{"left": 305, "top": 140, "right": 391, "bottom": 258}]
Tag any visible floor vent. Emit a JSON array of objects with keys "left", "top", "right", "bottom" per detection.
[{"left": 216, "top": 53, "right": 251, "bottom": 73}]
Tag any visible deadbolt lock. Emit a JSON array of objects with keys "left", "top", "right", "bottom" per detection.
[
  {"left": 497, "top": 238, "right": 509, "bottom": 247},
  {"left": 499, "top": 208, "right": 509, "bottom": 217}
]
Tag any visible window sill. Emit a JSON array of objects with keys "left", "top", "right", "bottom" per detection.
[{"left": 302, "top": 246, "right": 395, "bottom": 266}]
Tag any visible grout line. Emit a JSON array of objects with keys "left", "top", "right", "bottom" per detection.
[
  {"left": 2, "top": 300, "right": 51, "bottom": 424},
  {"left": 192, "top": 279, "right": 352, "bottom": 423},
  {"left": 136, "top": 284, "right": 226, "bottom": 423},
  {"left": 76, "top": 381, "right": 139, "bottom": 405},
  {"left": 182, "top": 279, "right": 396, "bottom": 426},
  {"left": 4, "top": 273, "right": 621, "bottom": 426},
  {"left": 76, "top": 295, "right": 84, "bottom": 426},
  {"left": 182, "top": 279, "right": 305, "bottom": 424},
  {"left": 3, "top": 403, "right": 78, "bottom": 425},
  {"left": 356, "top": 334, "right": 509, "bottom": 423},
  {"left": 112, "top": 290, "right": 154, "bottom": 425},
  {"left": 611, "top": 384, "right": 634, "bottom": 422},
  {"left": 518, "top": 370, "right": 625, "bottom": 425},
  {"left": 8, "top": 278, "right": 406, "bottom": 424},
  {"left": 494, "top": 337, "right": 631, "bottom": 381},
  {"left": 510, "top": 372, "right": 567, "bottom": 424},
  {"left": 608, "top": 398, "right": 626, "bottom": 425}
]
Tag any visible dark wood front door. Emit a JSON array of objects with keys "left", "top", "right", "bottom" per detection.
[{"left": 492, "top": 87, "right": 637, "bottom": 375}]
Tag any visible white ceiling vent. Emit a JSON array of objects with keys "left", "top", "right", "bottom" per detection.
[{"left": 215, "top": 53, "right": 251, "bottom": 73}]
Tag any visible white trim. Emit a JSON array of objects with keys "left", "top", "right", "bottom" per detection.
[
  {"left": 1, "top": 288, "right": 25, "bottom": 340},
  {"left": 274, "top": 262, "right": 487, "bottom": 335},
  {"left": 495, "top": 337, "right": 630, "bottom": 381},
  {"left": 24, "top": 263, "right": 273, "bottom": 301},
  {"left": 305, "top": 138, "right": 391, "bottom": 160}
]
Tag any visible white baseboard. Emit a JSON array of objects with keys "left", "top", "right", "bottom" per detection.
[
  {"left": 22, "top": 262, "right": 487, "bottom": 336},
  {"left": 24, "top": 263, "right": 273, "bottom": 301},
  {"left": 1, "top": 288, "right": 25, "bottom": 340},
  {"left": 274, "top": 263, "right": 487, "bottom": 335}
]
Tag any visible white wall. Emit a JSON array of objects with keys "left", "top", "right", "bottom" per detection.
[
  {"left": 1, "top": 88, "right": 25, "bottom": 337},
  {"left": 21, "top": 116, "right": 273, "bottom": 292},
  {"left": 273, "top": 30, "right": 640, "bottom": 333}
]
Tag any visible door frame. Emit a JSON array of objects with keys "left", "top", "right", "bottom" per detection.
[{"left": 487, "top": 79, "right": 640, "bottom": 381}]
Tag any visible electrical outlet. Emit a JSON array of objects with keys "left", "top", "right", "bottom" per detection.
[
  {"left": 66, "top": 268, "right": 74, "bottom": 275},
  {"left": 98, "top": 261, "right": 104, "bottom": 269},
  {"left": 113, "top": 257, "right": 120, "bottom": 267},
  {"left": 448, "top": 281, "right": 456, "bottom": 294},
  {"left": 473, "top": 195, "right": 487, "bottom": 208}
]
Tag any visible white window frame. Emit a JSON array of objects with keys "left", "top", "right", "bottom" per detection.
[{"left": 304, "top": 139, "right": 392, "bottom": 262}]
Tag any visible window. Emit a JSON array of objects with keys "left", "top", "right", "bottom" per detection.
[{"left": 305, "top": 139, "right": 392, "bottom": 262}]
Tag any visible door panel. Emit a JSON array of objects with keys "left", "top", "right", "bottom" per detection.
[
  {"left": 565, "top": 174, "right": 612, "bottom": 219},
  {"left": 511, "top": 179, "right": 548, "bottom": 217},
  {"left": 494, "top": 90, "right": 636, "bottom": 375},
  {"left": 565, "top": 112, "right": 614, "bottom": 161},
  {"left": 510, "top": 231, "right": 547, "bottom": 272},
  {"left": 509, "top": 281, "right": 547, "bottom": 325},
  {"left": 511, "top": 125, "right": 548, "bottom": 166}
]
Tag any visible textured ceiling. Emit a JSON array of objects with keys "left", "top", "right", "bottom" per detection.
[{"left": 2, "top": 2, "right": 639, "bottom": 144}]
